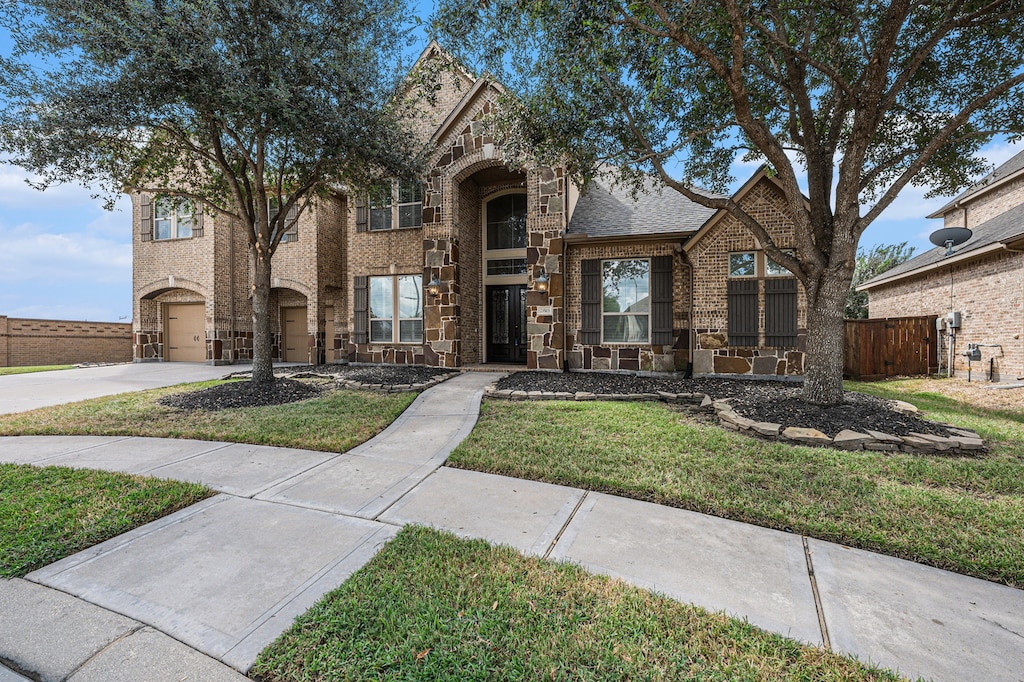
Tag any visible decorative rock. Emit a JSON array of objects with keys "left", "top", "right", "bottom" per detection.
[
  {"left": 511, "top": 390, "right": 528, "bottom": 400},
  {"left": 890, "top": 400, "right": 920, "bottom": 415},
  {"left": 832, "top": 429, "right": 874, "bottom": 450},
  {"left": 908, "top": 432, "right": 957, "bottom": 452},
  {"left": 950, "top": 435, "right": 985, "bottom": 451},
  {"left": 864, "top": 442, "right": 899, "bottom": 451},
  {"left": 865, "top": 430, "right": 902, "bottom": 444},
  {"left": 711, "top": 400, "right": 733, "bottom": 412},
  {"left": 947, "top": 427, "right": 982, "bottom": 440},
  {"left": 700, "top": 395, "right": 713, "bottom": 408},
  {"left": 781, "top": 427, "right": 832, "bottom": 446},
  {"left": 574, "top": 392, "right": 596, "bottom": 401},
  {"left": 553, "top": 392, "right": 575, "bottom": 400},
  {"left": 657, "top": 391, "right": 677, "bottom": 400},
  {"left": 899, "top": 435, "right": 939, "bottom": 452},
  {"left": 751, "top": 422, "right": 782, "bottom": 437}
]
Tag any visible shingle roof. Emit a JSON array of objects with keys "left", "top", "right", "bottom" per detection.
[
  {"left": 861, "top": 201, "right": 1024, "bottom": 288},
  {"left": 930, "top": 149, "right": 1024, "bottom": 217},
  {"left": 567, "top": 175, "right": 721, "bottom": 239}
]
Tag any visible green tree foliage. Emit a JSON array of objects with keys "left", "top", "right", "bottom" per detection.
[
  {"left": 0, "top": 0, "right": 423, "bottom": 382},
  {"left": 433, "top": 0, "right": 1024, "bottom": 404},
  {"left": 845, "top": 242, "right": 917, "bottom": 319}
]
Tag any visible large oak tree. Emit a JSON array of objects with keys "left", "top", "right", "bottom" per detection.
[
  {"left": 434, "top": 0, "right": 1024, "bottom": 404},
  {"left": 0, "top": 0, "right": 422, "bottom": 383}
]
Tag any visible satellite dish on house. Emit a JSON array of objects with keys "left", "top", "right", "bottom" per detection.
[{"left": 929, "top": 227, "right": 973, "bottom": 256}]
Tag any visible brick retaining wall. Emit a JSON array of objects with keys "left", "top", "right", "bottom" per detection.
[{"left": 0, "top": 316, "right": 132, "bottom": 367}]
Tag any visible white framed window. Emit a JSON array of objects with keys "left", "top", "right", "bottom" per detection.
[
  {"left": 728, "top": 252, "right": 756, "bottom": 277},
  {"left": 602, "top": 259, "right": 650, "bottom": 344},
  {"left": 368, "top": 180, "right": 422, "bottom": 231},
  {"left": 153, "top": 198, "right": 193, "bottom": 240},
  {"left": 369, "top": 275, "right": 423, "bottom": 343},
  {"left": 765, "top": 249, "right": 795, "bottom": 276}
]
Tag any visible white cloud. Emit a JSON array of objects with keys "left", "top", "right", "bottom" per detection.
[
  {"left": 0, "top": 165, "right": 109, "bottom": 209},
  {"left": 0, "top": 221, "right": 131, "bottom": 285}
]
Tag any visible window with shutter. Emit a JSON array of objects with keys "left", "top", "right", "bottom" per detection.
[
  {"left": 765, "top": 277, "right": 798, "bottom": 346},
  {"left": 353, "top": 276, "right": 369, "bottom": 344},
  {"left": 601, "top": 259, "right": 650, "bottom": 343},
  {"left": 650, "top": 255, "right": 673, "bottom": 345},
  {"left": 580, "top": 259, "right": 601, "bottom": 345},
  {"left": 727, "top": 279, "right": 759, "bottom": 346}
]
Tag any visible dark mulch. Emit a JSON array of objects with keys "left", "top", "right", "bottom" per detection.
[
  {"left": 496, "top": 371, "right": 952, "bottom": 438},
  {"left": 158, "top": 378, "right": 326, "bottom": 412},
  {"left": 283, "top": 364, "right": 456, "bottom": 385}
]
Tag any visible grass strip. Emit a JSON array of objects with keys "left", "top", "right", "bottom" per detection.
[
  {"left": 0, "top": 365, "right": 74, "bottom": 376},
  {"left": 253, "top": 526, "right": 902, "bottom": 681},
  {"left": 447, "top": 396, "right": 1024, "bottom": 587},
  {"left": 0, "top": 463, "right": 211, "bottom": 577},
  {"left": 0, "top": 380, "right": 417, "bottom": 453}
]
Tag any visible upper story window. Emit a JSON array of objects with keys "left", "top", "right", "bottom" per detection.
[
  {"left": 362, "top": 180, "right": 423, "bottom": 232},
  {"left": 486, "top": 193, "right": 527, "bottom": 250},
  {"left": 268, "top": 196, "right": 299, "bottom": 243},
  {"left": 602, "top": 259, "right": 650, "bottom": 343},
  {"left": 153, "top": 198, "right": 193, "bottom": 240},
  {"left": 728, "top": 251, "right": 756, "bottom": 277}
]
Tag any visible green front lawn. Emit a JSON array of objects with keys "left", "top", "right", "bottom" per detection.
[
  {"left": 0, "top": 380, "right": 417, "bottom": 453},
  {"left": 0, "top": 463, "right": 211, "bottom": 577},
  {"left": 447, "top": 391, "right": 1024, "bottom": 587},
  {"left": 253, "top": 526, "right": 903, "bottom": 681},
  {"left": 0, "top": 365, "right": 75, "bottom": 376}
]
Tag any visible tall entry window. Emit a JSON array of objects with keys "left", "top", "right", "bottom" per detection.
[{"left": 486, "top": 194, "right": 527, "bottom": 250}]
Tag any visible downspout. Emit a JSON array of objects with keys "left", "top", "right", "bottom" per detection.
[{"left": 680, "top": 243, "right": 695, "bottom": 377}]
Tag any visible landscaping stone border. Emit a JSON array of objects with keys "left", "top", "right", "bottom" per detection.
[{"left": 482, "top": 383, "right": 986, "bottom": 455}]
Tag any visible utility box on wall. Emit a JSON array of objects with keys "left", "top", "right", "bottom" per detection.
[{"left": 946, "top": 311, "right": 962, "bottom": 329}]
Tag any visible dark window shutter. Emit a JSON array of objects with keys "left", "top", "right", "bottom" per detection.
[
  {"left": 580, "top": 259, "right": 602, "bottom": 345},
  {"left": 727, "top": 279, "right": 759, "bottom": 346},
  {"left": 355, "top": 194, "right": 368, "bottom": 232},
  {"left": 353, "top": 276, "right": 368, "bottom": 344},
  {"left": 140, "top": 195, "right": 153, "bottom": 242},
  {"left": 765, "top": 277, "right": 798, "bottom": 347},
  {"left": 650, "top": 255, "right": 673, "bottom": 345}
]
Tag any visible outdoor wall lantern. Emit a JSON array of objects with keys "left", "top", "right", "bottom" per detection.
[
  {"left": 535, "top": 269, "right": 549, "bottom": 293},
  {"left": 427, "top": 276, "right": 442, "bottom": 298}
]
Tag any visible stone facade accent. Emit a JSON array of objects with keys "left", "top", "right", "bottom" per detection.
[{"left": 0, "top": 316, "right": 131, "bottom": 367}]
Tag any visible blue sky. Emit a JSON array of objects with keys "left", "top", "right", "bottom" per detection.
[{"left": 0, "top": 16, "right": 1020, "bottom": 323}]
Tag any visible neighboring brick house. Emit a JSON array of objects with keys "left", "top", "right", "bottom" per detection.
[
  {"left": 861, "top": 150, "right": 1024, "bottom": 381},
  {"left": 132, "top": 43, "right": 809, "bottom": 376}
]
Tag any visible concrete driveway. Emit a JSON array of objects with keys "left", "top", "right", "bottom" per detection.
[{"left": 0, "top": 363, "right": 259, "bottom": 415}]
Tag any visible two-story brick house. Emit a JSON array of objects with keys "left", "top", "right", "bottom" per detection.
[
  {"left": 860, "top": 150, "right": 1024, "bottom": 381},
  {"left": 132, "top": 43, "right": 810, "bottom": 376}
]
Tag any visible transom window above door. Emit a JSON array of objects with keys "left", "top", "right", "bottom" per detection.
[{"left": 485, "top": 193, "right": 527, "bottom": 251}]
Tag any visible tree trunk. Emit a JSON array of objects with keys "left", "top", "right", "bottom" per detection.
[
  {"left": 801, "top": 268, "right": 851, "bottom": 405},
  {"left": 251, "top": 243, "right": 275, "bottom": 384}
]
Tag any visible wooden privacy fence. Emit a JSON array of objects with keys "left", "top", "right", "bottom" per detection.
[{"left": 844, "top": 316, "right": 938, "bottom": 381}]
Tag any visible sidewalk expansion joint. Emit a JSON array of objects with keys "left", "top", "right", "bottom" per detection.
[
  {"left": 543, "top": 491, "right": 589, "bottom": 561},
  {"left": 802, "top": 536, "right": 831, "bottom": 650}
]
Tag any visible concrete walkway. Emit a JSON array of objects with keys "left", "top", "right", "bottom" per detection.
[{"left": 1, "top": 372, "right": 1022, "bottom": 681}]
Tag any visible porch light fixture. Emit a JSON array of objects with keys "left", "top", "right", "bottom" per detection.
[
  {"left": 535, "top": 269, "right": 549, "bottom": 293},
  {"left": 427, "top": 276, "right": 442, "bottom": 297}
]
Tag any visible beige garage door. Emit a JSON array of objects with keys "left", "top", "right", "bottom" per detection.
[
  {"left": 324, "top": 306, "right": 336, "bottom": 363},
  {"left": 165, "top": 303, "right": 206, "bottom": 362},
  {"left": 282, "top": 306, "right": 308, "bottom": 363}
]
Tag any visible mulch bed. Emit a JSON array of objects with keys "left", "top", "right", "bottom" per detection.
[
  {"left": 496, "top": 371, "right": 952, "bottom": 438},
  {"left": 158, "top": 378, "right": 326, "bottom": 411},
  {"left": 278, "top": 364, "right": 456, "bottom": 385}
]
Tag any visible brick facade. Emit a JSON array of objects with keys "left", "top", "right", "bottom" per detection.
[
  {"left": 869, "top": 250, "right": 1024, "bottom": 381},
  {"left": 131, "top": 44, "right": 812, "bottom": 376},
  {"left": 0, "top": 316, "right": 131, "bottom": 367}
]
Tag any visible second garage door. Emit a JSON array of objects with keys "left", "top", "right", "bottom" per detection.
[
  {"left": 282, "top": 306, "right": 308, "bottom": 363},
  {"left": 165, "top": 303, "right": 206, "bottom": 362}
]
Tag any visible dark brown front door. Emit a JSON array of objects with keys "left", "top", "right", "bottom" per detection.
[{"left": 487, "top": 284, "right": 527, "bottom": 364}]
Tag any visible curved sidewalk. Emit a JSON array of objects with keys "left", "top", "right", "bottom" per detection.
[{"left": 1, "top": 371, "right": 1021, "bottom": 681}]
